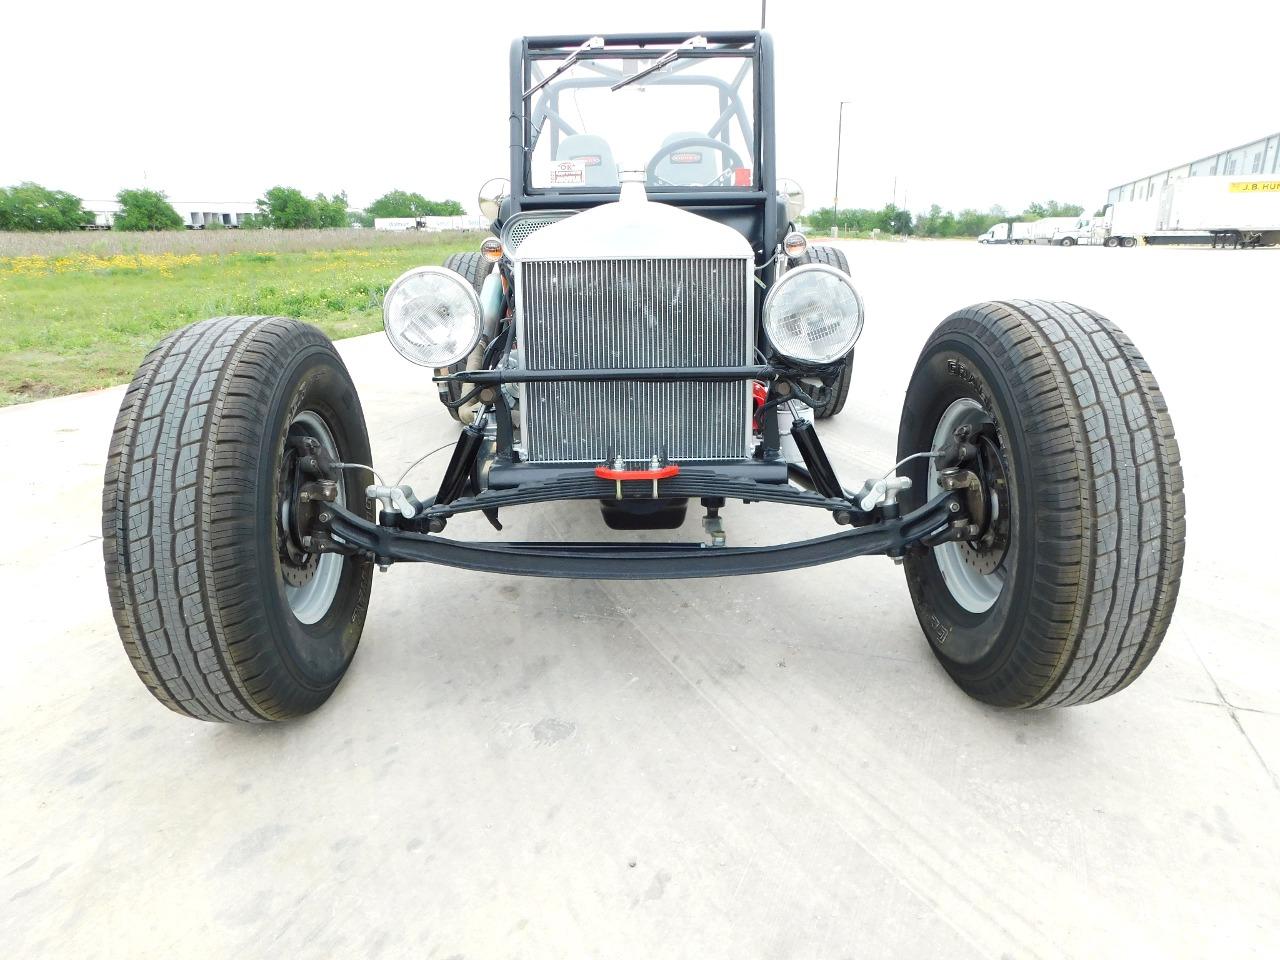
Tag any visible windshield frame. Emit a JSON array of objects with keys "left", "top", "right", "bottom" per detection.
[{"left": 513, "top": 34, "right": 766, "bottom": 201}]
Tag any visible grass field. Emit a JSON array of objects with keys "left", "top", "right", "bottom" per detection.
[{"left": 0, "top": 229, "right": 486, "bottom": 404}]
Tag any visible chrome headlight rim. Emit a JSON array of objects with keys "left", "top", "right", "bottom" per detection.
[
  {"left": 382, "top": 265, "right": 482, "bottom": 368},
  {"left": 763, "top": 263, "right": 864, "bottom": 366}
]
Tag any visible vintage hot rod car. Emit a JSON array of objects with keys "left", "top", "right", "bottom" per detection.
[{"left": 103, "top": 32, "right": 1184, "bottom": 721}]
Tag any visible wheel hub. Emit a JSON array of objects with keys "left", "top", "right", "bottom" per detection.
[
  {"left": 275, "top": 411, "right": 347, "bottom": 626},
  {"left": 928, "top": 399, "right": 1011, "bottom": 614}
]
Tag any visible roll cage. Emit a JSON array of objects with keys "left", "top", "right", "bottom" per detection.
[{"left": 505, "top": 31, "right": 785, "bottom": 260}]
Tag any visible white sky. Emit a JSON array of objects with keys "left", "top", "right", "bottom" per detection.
[{"left": 3, "top": 0, "right": 1277, "bottom": 215}]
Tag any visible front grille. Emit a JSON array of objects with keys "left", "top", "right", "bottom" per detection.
[
  {"left": 500, "top": 211, "right": 575, "bottom": 253},
  {"left": 519, "top": 258, "right": 753, "bottom": 463}
]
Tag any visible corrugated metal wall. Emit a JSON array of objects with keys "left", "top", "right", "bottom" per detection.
[{"left": 1106, "top": 132, "right": 1280, "bottom": 205}]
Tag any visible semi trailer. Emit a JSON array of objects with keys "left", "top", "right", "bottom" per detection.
[{"left": 1094, "top": 177, "right": 1280, "bottom": 248}]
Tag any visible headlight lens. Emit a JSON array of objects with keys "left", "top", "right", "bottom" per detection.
[
  {"left": 763, "top": 263, "right": 864, "bottom": 364},
  {"left": 382, "top": 266, "right": 481, "bottom": 367}
]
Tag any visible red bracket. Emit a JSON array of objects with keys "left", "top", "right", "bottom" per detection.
[
  {"left": 595, "top": 463, "right": 680, "bottom": 499},
  {"left": 594, "top": 464, "right": 680, "bottom": 482}
]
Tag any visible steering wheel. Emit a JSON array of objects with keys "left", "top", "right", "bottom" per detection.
[{"left": 646, "top": 137, "right": 746, "bottom": 187}]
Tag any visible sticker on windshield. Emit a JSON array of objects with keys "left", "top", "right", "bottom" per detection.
[
  {"left": 571, "top": 154, "right": 602, "bottom": 167},
  {"left": 543, "top": 159, "right": 587, "bottom": 186},
  {"left": 671, "top": 152, "right": 703, "bottom": 164}
]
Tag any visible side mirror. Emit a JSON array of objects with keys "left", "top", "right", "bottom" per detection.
[
  {"left": 777, "top": 177, "right": 805, "bottom": 222},
  {"left": 477, "top": 177, "right": 510, "bottom": 222}
]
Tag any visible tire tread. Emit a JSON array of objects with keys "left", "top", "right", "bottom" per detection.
[
  {"left": 103, "top": 316, "right": 368, "bottom": 721},
  {"left": 906, "top": 300, "right": 1183, "bottom": 706}
]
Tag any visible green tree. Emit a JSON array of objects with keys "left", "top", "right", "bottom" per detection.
[
  {"left": 424, "top": 198, "right": 465, "bottom": 216},
  {"left": 0, "top": 182, "right": 94, "bottom": 231},
  {"left": 256, "top": 186, "right": 318, "bottom": 228},
  {"left": 313, "top": 192, "right": 349, "bottom": 229},
  {"left": 112, "top": 188, "right": 184, "bottom": 231},
  {"left": 366, "top": 190, "right": 465, "bottom": 220},
  {"left": 1023, "top": 200, "right": 1084, "bottom": 219},
  {"left": 366, "top": 190, "right": 429, "bottom": 219},
  {"left": 876, "top": 204, "right": 912, "bottom": 235},
  {"left": 254, "top": 187, "right": 353, "bottom": 228}
]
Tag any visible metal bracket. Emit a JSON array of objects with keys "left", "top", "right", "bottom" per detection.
[
  {"left": 857, "top": 475, "right": 912, "bottom": 512},
  {"left": 366, "top": 484, "right": 420, "bottom": 519}
]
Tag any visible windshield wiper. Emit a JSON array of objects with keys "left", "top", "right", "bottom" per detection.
[
  {"left": 523, "top": 36, "right": 605, "bottom": 99},
  {"left": 610, "top": 35, "right": 707, "bottom": 92}
]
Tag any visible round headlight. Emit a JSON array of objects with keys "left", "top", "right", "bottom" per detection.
[
  {"left": 382, "top": 266, "right": 482, "bottom": 367},
  {"left": 763, "top": 264, "right": 864, "bottom": 365}
]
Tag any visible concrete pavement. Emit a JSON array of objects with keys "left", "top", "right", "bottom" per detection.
[{"left": 2, "top": 240, "right": 1277, "bottom": 958}]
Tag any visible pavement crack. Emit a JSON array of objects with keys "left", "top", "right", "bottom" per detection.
[{"left": 1185, "top": 636, "right": 1280, "bottom": 794}]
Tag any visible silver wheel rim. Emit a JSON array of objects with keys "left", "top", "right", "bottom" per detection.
[
  {"left": 282, "top": 410, "right": 345, "bottom": 625},
  {"left": 929, "top": 399, "right": 1005, "bottom": 613}
]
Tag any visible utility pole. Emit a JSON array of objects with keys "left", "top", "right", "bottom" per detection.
[
  {"left": 761, "top": 0, "right": 767, "bottom": 28},
  {"left": 832, "top": 100, "right": 849, "bottom": 238}
]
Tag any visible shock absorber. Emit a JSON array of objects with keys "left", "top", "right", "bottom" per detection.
[
  {"left": 789, "top": 418, "right": 844, "bottom": 501},
  {"left": 434, "top": 418, "right": 486, "bottom": 506}
]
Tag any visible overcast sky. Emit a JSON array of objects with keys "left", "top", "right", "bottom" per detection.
[{"left": 4, "top": 0, "right": 1277, "bottom": 215}]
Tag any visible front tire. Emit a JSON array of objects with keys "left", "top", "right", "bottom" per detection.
[
  {"left": 103, "top": 317, "right": 374, "bottom": 721},
  {"left": 897, "top": 301, "right": 1184, "bottom": 707}
]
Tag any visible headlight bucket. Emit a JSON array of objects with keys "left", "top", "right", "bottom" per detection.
[
  {"left": 382, "top": 266, "right": 482, "bottom": 368},
  {"left": 763, "top": 263, "right": 864, "bottom": 365}
]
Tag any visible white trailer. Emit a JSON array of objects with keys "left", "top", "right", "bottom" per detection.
[
  {"left": 977, "top": 221, "right": 1034, "bottom": 244},
  {"left": 375, "top": 215, "right": 488, "bottom": 232},
  {"left": 1154, "top": 176, "right": 1280, "bottom": 247},
  {"left": 374, "top": 217, "right": 421, "bottom": 231},
  {"left": 1097, "top": 177, "right": 1280, "bottom": 248}
]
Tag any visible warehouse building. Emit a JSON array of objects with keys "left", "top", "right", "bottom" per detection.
[
  {"left": 83, "top": 200, "right": 258, "bottom": 229},
  {"left": 1107, "top": 131, "right": 1280, "bottom": 205}
]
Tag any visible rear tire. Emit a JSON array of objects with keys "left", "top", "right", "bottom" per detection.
[
  {"left": 896, "top": 300, "right": 1184, "bottom": 707},
  {"left": 792, "top": 244, "right": 854, "bottom": 418},
  {"left": 103, "top": 317, "right": 374, "bottom": 722},
  {"left": 1059, "top": 237, "right": 1076, "bottom": 247},
  {"left": 437, "top": 251, "right": 492, "bottom": 421}
]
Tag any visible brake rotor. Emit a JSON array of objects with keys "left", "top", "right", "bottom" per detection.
[
  {"left": 964, "top": 432, "right": 1010, "bottom": 574},
  {"left": 281, "top": 552, "right": 319, "bottom": 587}
]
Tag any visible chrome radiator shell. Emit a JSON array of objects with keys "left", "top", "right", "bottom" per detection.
[{"left": 516, "top": 257, "right": 755, "bottom": 463}]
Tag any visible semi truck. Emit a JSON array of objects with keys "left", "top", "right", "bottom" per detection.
[
  {"left": 977, "top": 220, "right": 1034, "bottom": 244},
  {"left": 1093, "top": 176, "right": 1280, "bottom": 248},
  {"left": 1028, "top": 216, "right": 1092, "bottom": 246}
]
